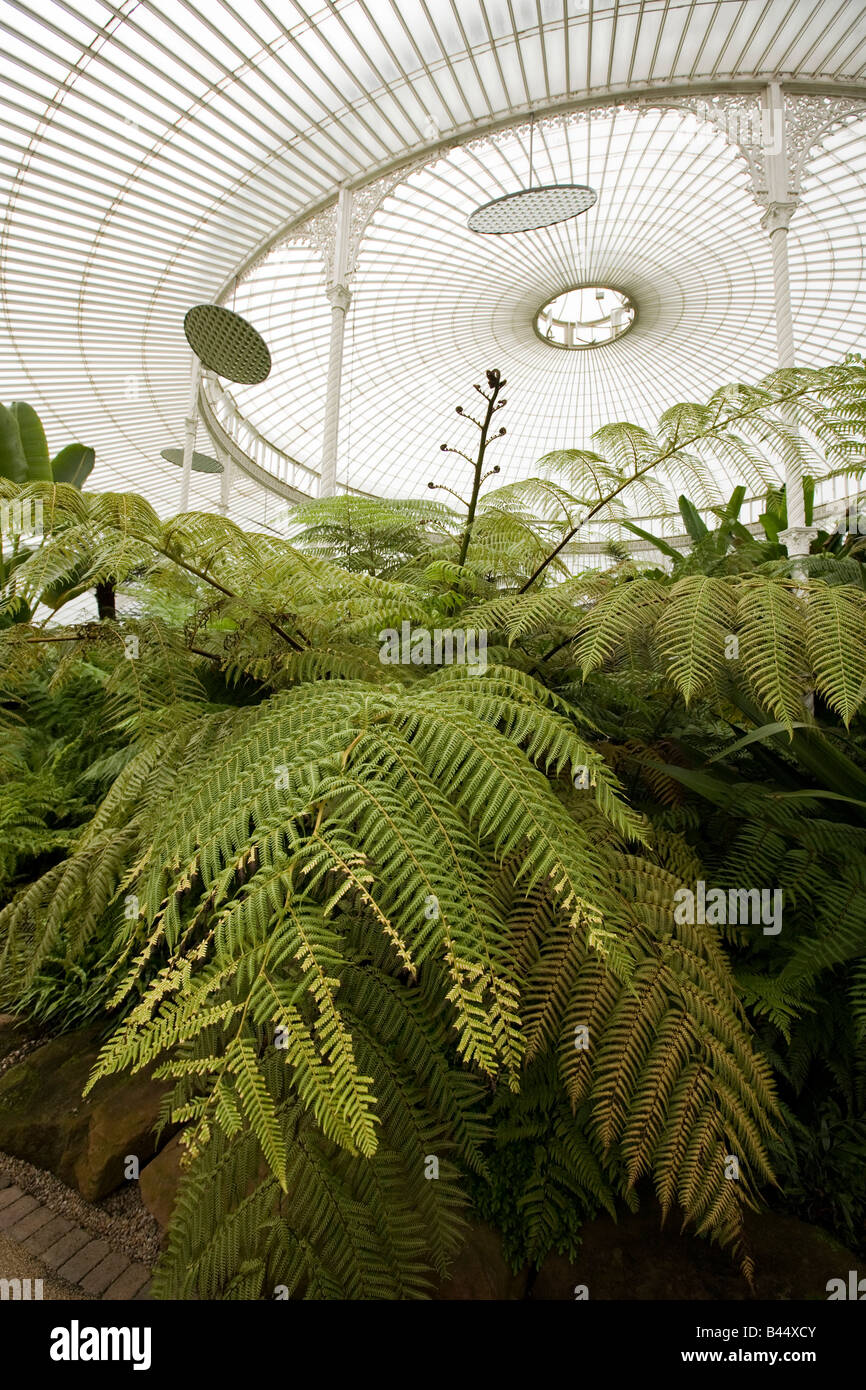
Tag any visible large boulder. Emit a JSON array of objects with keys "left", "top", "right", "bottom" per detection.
[
  {"left": 431, "top": 1222, "right": 529, "bottom": 1300},
  {"left": 530, "top": 1204, "right": 861, "bottom": 1300},
  {"left": 139, "top": 1132, "right": 186, "bottom": 1234},
  {"left": 742, "top": 1209, "right": 861, "bottom": 1300},
  {"left": 0, "top": 1027, "right": 169, "bottom": 1201}
]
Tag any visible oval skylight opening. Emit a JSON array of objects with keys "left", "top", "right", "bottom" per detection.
[{"left": 536, "top": 286, "right": 636, "bottom": 349}]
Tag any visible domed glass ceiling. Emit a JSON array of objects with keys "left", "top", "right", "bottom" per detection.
[
  {"left": 226, "top": 106, "right": 866, "bottom": 504},
  {"left": 1, "top": 1, "right": 865, "bottom": 532}
]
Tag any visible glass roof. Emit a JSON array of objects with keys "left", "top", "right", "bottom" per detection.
[
  {"left": 1, "top": 1, "right": 865, "bottom": 529},
  {"left": 230, "top": 106, "right": 866, "bottom": 506}
]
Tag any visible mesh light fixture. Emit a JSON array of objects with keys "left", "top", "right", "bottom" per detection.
[
  {"left": 468, "top": 115, "right": 597, "bottom": 234},
  {"left": 161, "top": 446, "right": 223, "bottom": 473},
  {"left": 183, "top": 304, "right": 272, "bottom": 384},
  {"left": 468, "top": 184, "right": 597, "bottom": 232}
]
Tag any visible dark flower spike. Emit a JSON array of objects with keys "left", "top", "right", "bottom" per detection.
[{"left": 428, "top": 368, "right": 508, "bottom": 562}]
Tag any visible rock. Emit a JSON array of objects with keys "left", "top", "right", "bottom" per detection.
[
  {"left": 431, "top": 1221, "right": 529, "bottom": 1300},
  {"left": 74, "top": 1072, "right": 170, "bottom": 1203},
  {"left": 530, "top": 1204, "right": 861, "bottom": 1300},
  {"left": 743, "top": 1209, "right": 861, "bottom": 1300},
  {"left": 0, "top": 1027, "right": 169, "bottom": 1202},
  {"left": 139, "top": 1133, "right": 186, "bottom": 1234}
]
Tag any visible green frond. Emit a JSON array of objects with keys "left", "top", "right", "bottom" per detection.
[
  {"left": 655, "top": 576, "right": 737, "bottom": 704},
  {"left": 804, "top": 582, "right": 866, "bottom": 725}
]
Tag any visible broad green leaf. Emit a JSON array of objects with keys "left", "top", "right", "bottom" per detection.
[
  {"left": 51, "top": 443, "right": 95, "bottom": 489},
  {"left": 707, "top": 721, "right": 809, "bottom": 762},
  {"left": 11, "top": 402, "right": 51, "bottom": 480},
  {"left": 722, "top": 485, "right": 747, "bottom": 521},
  {"left": 620, "top": 519, "right": 682, "bottom": 561},
  {"left": 0, "top": 404, "right": 28, "bottom": 483},
  {"left": 677, "top": 494, "right": 709, "bottom": 542}
]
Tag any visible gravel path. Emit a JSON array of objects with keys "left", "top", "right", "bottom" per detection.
[
  {"left": 0, "top": 1228, "right": 93, "bottom": 1300},
  {"left": 0, "top": 1156, "right": 158, "bottom": 1301},
  {"left": 0, "top": 1150, "right": 160, "bottom": 1267},
  {"left": 0, "top": 1036, "right": 47, "bottom": 1078},
  {"left": 0, "top": 1023, "right": 161, "bottom": 1300}
]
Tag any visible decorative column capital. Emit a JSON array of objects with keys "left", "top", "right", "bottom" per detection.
[
  {"left": 326, "top": 283, "right": 352, "bottom": 312},
  {"left": 778, "top": 525, "right": 819, "bottom": 558},
  {"left": 760, "top": 200, "right": 798, "bottom": 234}
]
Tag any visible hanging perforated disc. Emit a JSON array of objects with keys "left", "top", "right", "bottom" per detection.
[
  {"left": 468, "top": 184, "right": 597, "bottom": 234},
  {"left": 161, "top": 446, "right": 223, "bottom": 474},
  {"left": 184, "top": 304, "right": 272, "bottom": 384}
]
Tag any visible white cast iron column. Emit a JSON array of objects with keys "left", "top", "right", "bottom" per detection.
[
  {"left": 218, "top": 445, "right": 233, "bottom": 517},
  {"left": 760, "top": 83, "right": 815, "bottom": 558},
  {"left": 179, "top": 355, "right": 201, "bottom": 514},
  {"left": 318, "top": 187, "right": 353, "bottom": 498}
]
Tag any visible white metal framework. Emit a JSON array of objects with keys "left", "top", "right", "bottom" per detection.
[{"left": 1, "top": 1, "right": 865, "bottom": 536}]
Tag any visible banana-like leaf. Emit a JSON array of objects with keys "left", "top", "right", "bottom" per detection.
[
  {"left": 0, "top": 404, "right": 28, "bottom": 484},
  {"left": 677, "top": 494, "right": 709, "bottom": 542},
  {"left": 11, "top": 402, "right": 52, "bottom": 480},
  {"left": 722, "top": 485, "right": 747, "bottom": 521},
  {"left": 619, "top": 519, "right": 682, "bottom": 560},
  {"left": 713, "top": 487, "right": 752, "bottom": 550},
  {"left": 50, "top": 443, "right": 95, "bottom": 489},
  {"left": 759, "top": 488, "right": 787, "bottom": 544},
  {"left": 759, "top": 509, "right": 781, "bottom": 544}
]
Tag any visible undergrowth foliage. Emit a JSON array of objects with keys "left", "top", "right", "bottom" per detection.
[
  {"left": 0, "top": 654, "right": 778, "bottom": 1292},
  {"left": 1, "top": 359, "right": 864, "bottom": 1295}
]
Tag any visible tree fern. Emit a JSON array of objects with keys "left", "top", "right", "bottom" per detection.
[{"left": 7, "top": 357, "right": 863, "bottom": 1293}]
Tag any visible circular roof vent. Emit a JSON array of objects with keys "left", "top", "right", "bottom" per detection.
[{"left": 536, "top": 286, "right": 636, "bottom": 348}]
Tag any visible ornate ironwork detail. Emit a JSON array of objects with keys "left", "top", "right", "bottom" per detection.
[
  {"left": 239, "top": 91, "right": 866, "bottom": 286},
  {"left": 784, "top": 93, "right": 866, "bottom": 191}
]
